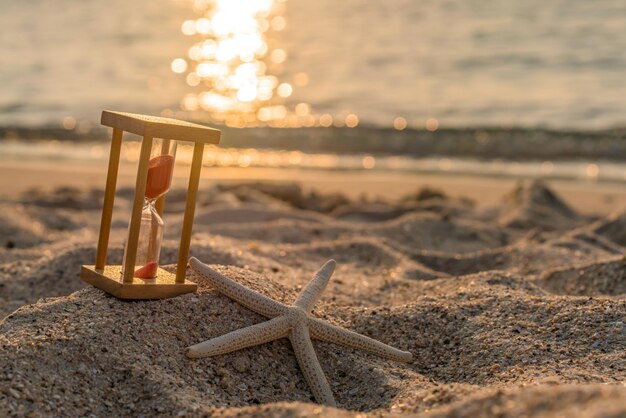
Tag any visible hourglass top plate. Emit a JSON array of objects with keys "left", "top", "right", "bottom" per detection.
[{"left": 101, "top": 110, "right": 221, "bottom": 144}]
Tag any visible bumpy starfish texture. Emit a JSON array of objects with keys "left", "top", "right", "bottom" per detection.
[{"left": 186, "top": 257, "right": 413, "bottom": 406}]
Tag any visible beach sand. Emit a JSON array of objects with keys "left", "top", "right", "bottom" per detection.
[{"left": 0, "top": 174, "right": 624, "bottom": 417}]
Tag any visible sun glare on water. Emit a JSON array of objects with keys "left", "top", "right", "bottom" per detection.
[
  {"left": 171, "top": 0, "right": 319, "bottom": 128},
  {"left": 165, "top": 0, "right": 422, "bottom": 130}
]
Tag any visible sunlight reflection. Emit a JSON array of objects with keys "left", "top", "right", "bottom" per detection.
[
  {"left": 173, "top": 0, "right": 315, "bottom": 127},
  {"left": 170, "top": 0, "right": 375, "bottom": 129}
]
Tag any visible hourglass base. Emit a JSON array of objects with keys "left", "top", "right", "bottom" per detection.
[{"left": 80, "top": 265, "right": 197, "bottom": 299}]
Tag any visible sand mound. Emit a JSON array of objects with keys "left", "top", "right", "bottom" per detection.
[
  {"left": 537, "top": 256, "right": 626, "bottom": 296},
  {"left": 375, "top": 212, "right": 509, "bottom": 254},
  {"left": 410, "top": 231, "right": 621, "bottom": 277},
  {"left": 207, "top": 218, "right": 350, "bottom": 244},
  {"left": 591, "top": 210, "right": 626, "bottom": 248},
  {"left": 0, "top": 244, "right": 119, "bottom": 318},
  {"left": 329, "top": 188, "right": 475, "bottom": 223},
  {"left": 20, "top": 186, "right": 105, "bottom": 210},
  {"left": 214, "top": 182, "right": 350, "bottom": 214},
  {"left": 499, "top": 180, "right": 583, "bottom": 230},
  {"left": 0, "top": 180, "right": 624, "bottom": 417},
  {"left": 193, "top": 205, "right": 328, "bottom": 227},
  {"left": 0, "top": 205, "right": 47, "bottom": 249},
  {"left": 424, "top": 384, "right": 626, "bottom": 418}
]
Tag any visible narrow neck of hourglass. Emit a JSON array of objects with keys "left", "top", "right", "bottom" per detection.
[{"left": 142, "top": 198, "right": 163, "bottom": 226}]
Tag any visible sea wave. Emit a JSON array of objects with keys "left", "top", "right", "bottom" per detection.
[{"left": 2, "top": 126, "right": 625, "bottom": 183}]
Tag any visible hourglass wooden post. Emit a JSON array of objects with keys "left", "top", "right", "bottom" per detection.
[{"left": 81, "top": 110, "right": 221, "bottom": 299}]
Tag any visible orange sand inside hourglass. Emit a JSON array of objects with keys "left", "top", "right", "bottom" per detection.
[
  {"left": 134, "top": 261, "right": 158, "bottom": 278},
  {"left": 145, "top": 155, "right": 175, "bottom": 199},
  {"left": 133, "top": 154, "right": 174, "bottom": 279}
]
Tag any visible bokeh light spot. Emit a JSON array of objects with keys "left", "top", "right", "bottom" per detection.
[
  {"left": 319, "top": 114, "right": 333, "bottom": 127},
  {"left": 270, "top": 16, "right": 286, "bottom": 31},
  {"left": 195, "top": 18, "right": 211, "bottom": 34},
  {"left": 586, "top": 163, "right": 599, "bottom": 179},
  {"left": 277, "top": 83, "right": 293, "bottom": 98},
  {"left": 62, "top": 116, "right": 76, "bottom": 130},
  {"left": 271, "top": 49, "right": 287, "bottom": 64},
  {"left": 425, "top": 118, "right": 439, "bottom": 131},
  {"left": 181, "top": 20, "right": 196, "bottom": 35},
  {"left": 345, "top": 114, "right": 359, "bottom": 128},
  {"left": 186, "top": 72, "right": 200, "bottom": 86},
  {"left": 171, "top": 58, "right": 188, "bottom": 74},
  {"left": 393, "top": 117, "right": 407, "bottom": 130},
  {"left": 295, "top": 103, "right": 310, "bottom": 116},
  {"left": 362, "top": 155, "right": 376, "bottom": 169}
]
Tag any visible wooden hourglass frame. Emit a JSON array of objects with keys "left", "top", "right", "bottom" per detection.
[{"left": 81, "top": 110, "right": 221, "bottom": 299}]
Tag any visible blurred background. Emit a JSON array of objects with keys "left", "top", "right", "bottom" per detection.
[{"left": 1, "top": 0, "right": 626, "bottom": 205}]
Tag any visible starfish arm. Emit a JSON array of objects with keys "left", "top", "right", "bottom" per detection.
[
  {"left": 189, "top": 257, "right": 289, "bottom": 317},
  {"left": 289, "top": 324, "right": 337, "bottom": 407},
  {"left": 186, "top": 316, "right": 291, "bottom": 359},
  {"left": 294, "top": 259, "right": 336, "bottom": 313},
  {"left": 308, "top": 317, "right": 413, "bottom": 363}
]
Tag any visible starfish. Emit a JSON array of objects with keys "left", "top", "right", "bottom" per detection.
[{"left": 186, "top": 257, "right": 413, "bottom": 406}]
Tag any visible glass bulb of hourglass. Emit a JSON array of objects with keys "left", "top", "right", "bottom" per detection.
[
  {"left": 131, "top": 202, "right": 164, "bottom": 278},
  {"left": 122, "top": 139, "right": 177, "bottom": 280}
]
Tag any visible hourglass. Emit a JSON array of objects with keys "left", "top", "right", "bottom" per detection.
[{"left": 81, "top": 110, "right": 221, "bottom": 299}]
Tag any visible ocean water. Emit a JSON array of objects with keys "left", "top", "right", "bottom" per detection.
[
  {"left": 2, "top": 0, "right": 626, "bottom": 129},
  {"left": 0, "top": 139, "right": 620, "bottom": 183}
]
